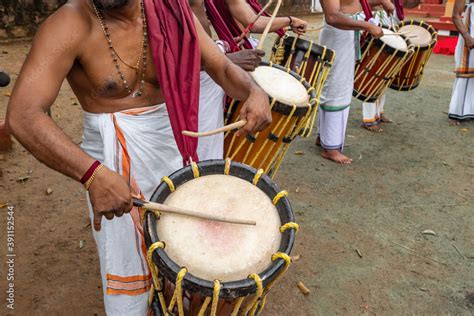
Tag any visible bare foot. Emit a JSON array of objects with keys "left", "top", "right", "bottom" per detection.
[
  {"left": 449, "top": 119, "right": 461, "bottom": 126},
  {"left": 321, "top": 149, "right": 353, "bottom": 164},
  {"left": 362, "top": 124, "right": 384, "bottom": 132},
  {"left": 315, "top": 136, "right": 321, "bottom": 147},
  {"left": 380, "top": 114, "right": 393, "bottom": 123}
]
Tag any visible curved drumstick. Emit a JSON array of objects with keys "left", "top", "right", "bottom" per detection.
[
  {"left": 236, "top": 0, "right": 274, "bottom": 46},
  {"left": 133, "top": 198, "right": 257, "bottom": 226},
  {"left": 256, "top": 0, "right": 283, "bottom": 50},
  {"left": 182, "top": 120, "right": 247, "bottom": 138}
]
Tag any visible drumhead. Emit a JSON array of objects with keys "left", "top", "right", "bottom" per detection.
[
  {"left": 399, "top": 25, "right": 433, "bottom": 46},
  {"left": 156, "top": 174, "right": 282, "bottom": 282},
  {"left": 251, "top": 66, "right": 309, "bottom": 107},
  {"left": 380, "top": 29, "right": 408, "bottom": 52}
]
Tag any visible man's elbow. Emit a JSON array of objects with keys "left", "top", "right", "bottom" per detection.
[
  {"left": 325, "top": 14, "right": 339, "bottom": 27},
  {"left": 5, "top": 103, "right": 29, "bottom": 138}
]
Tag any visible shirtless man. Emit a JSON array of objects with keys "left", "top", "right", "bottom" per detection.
[
  {"left": 317, "top": 0, "right": 393, "bottom": 164},
  {"left": 6, "top": 0, "right": 271, "bottom": 313}
]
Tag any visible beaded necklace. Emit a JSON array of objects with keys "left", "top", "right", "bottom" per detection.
[{"left": 91, "top": 0, "right": 148, "bottom": 97}]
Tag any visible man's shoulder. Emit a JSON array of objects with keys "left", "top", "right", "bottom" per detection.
[{"left": 41, "top": 0, "right": 92, "bottom": 38}]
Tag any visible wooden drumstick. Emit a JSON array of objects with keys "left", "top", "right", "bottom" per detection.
[
  {"left": 236, "top": 0, "right": 274, "bottom": 45},
  {"left": 133, "top": 198, "right": 257, "bottom": 226},
  {"left": 256, "top": 0, "right": 283, "bottom": 50},
  {"left": 182, "top": 120, "right": 247, "bottom": 138}
]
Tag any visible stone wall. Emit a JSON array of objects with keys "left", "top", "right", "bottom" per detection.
[
  {"left": 0, "top": 0, "right": 314, "bottom": 40},
  {"left": 0, "top": 0, "right": 67, "bottom": 39}
]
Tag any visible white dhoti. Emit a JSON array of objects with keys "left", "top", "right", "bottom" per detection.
[
  {"left": 317, "top": 22, "right": 355, "bottom": 150},
  {"left": 449, "top": 3, "right": 474, "bottom": 121},
  {"left": 197, "top": 71, "right": 225, "bottom": 160},
  {"left": 81, "top": 104, "right": 182, "bottom": 315},
  {"left": 362, "top": 94, "right": 386, "bottom": 126}
]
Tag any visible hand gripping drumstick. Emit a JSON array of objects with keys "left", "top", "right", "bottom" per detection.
[
  {"left": 133, "top": 198, "right": 257, "bottom": 226},
  {"left": 182, "top": 120, "right": 247, "bottom": 138},
  {"left": 236, "top": 0, "right": 274, "bottom": 46},
  {"left": 256, "top": 0, "right": 283, "bottom": 50}
]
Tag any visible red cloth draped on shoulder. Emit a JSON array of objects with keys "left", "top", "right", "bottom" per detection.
[
  {"left": 246, "top": 0, "right": 286, "bottom": 37},
  {"left": 359, "top": 0, "right": 373, "bottom": 21},
  {"left": 211, "top": 0, "right": 253, "bottom": 49},
  {"left": 144, "top": 0, "right": 200, "bottom": 165},
  {"left": 210, "top": 0, "right": 286, "bottom": 49},
  {"left": 394, "top": 0, "right": 404, "bottom": 21},
  {"left": 204, "top": 0, "right": 242, "bottom": 51}
]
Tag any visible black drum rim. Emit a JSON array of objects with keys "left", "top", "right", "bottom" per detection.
[
  {"left": 254, "top": 61, "right": 317, "bottom": 117},
  {"left": 144, "top": 160, "right": 296, "bottom": 299},
  {"left": 282, "top": 36, "right": 336, "bottom": 64}
]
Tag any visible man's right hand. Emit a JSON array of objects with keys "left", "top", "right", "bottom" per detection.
[
  {"left": 465, "top": 36, "right": 474, "bottom": 50},
  {"left": 236, "top": 86, "right": 272, "bottom": 136},
  {"left": 88, "top": 167, "right": 133, "bottom": 231},
  {"left": 368, "top": 24, "right": 384, "bottom": 39},
  {"left": 227, "top": 49, "right": 265, "bottom": 72}
]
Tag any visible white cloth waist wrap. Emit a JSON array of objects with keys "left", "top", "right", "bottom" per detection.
[
  {"left": 319, "top": 22, "right": 355, "bottom": 109},
  {"left": 81, "top": 104, "right": 182, "bottom": 315}
]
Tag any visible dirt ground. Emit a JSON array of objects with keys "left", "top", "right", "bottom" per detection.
[{"left": 0, "top": 15, "right": 473, "bottom": 316}]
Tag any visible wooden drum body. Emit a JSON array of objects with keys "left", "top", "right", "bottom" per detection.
[
  {"left": 271, "top": 36, "right": 335, "bottom": 137},
  {"left": 390, "top": 20, "right": 437, "bottom": 91},
  {"left": 144, "top": 160, "right": 297, "bottom": 316},
  {"left": 354, "top": 29, "right": 414, "bottom": 102},
  {"left": 224, "top": 63, "right": 316, "bottom": 177}
]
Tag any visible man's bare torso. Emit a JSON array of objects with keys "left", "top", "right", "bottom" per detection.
[
  {"left": 340, "top": 0, "right": 363, "bottom": 15},
  {"left": 61, "top": 0, "right": 164, "bottom": 113}
]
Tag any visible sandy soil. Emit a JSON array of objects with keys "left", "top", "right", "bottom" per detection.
[{"left": 0, "top": 16, "right": 473, "bottom": 316}]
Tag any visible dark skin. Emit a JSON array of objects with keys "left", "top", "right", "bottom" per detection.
[
  {"left": 6, "top": 0, "right": 271, "bottom": 231},
  {"left": 189, "top": 0, "right": 265, "bottom": 71}
]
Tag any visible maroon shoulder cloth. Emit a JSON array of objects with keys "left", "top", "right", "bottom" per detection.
[
  {"left": 394, "top": 0, "right": 404, "bottom": 21},
  {"left": 208, "top": 0, "right": 285, "bottom": 50},
  {"left": 144, "top": 0, "right": 200, "bottom": 164},
  {"left": 359, "top": 0, "right": 373, "bottom": 21}
]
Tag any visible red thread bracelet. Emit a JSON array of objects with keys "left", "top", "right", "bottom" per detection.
[{"left": 81, "top": 160, "right": 101, "bottom": 185}]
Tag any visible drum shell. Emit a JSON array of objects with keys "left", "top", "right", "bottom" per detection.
[
  {"left": 277, "top": 36, "right": 335, "bottom": 88},
  {"left": 224, "top": 63, "right": 315, "bottom": 174},
  {"left": 224, "top": 101, "right": 305, "bottom": 173},
  {"left": 144, "top": 160, "right": 296, "bottom": 315},
  {"left": 354, "top": 35, "right": 412, "bottom": 102},
  {"left": 390, "top": 21, "right": 437, "bottom": 91}
]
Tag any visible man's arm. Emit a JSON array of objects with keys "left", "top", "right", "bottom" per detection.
[
  {"left": 321, "top": 0, "right": 383, "bottom": 37},
  {"left": 226, "top": 0, "right": 307, "bottom": 34},
  {"left": 194, "top": 16, "right": 272, "bottom": 134},
  {"left": 369, "top": 0, "right": 395, "bottom": 15},
  {"left": 453, "top": 0, "right": 474, "bottom": 49},
  {"left": 6, "top": 5, "right": 132, "bottom": 231}
]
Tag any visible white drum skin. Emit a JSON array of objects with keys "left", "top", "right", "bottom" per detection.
[
  {"left": 399, "top": 25, "right": 433, "bottom": 47},
  {"left": 250, "top": 66, "right": 310, "bottom": 107},
  {"left": 156, "top": 175, "right": 282, "bottom": 282},
  {"left": 380, "top": 28, "right": 408, "bottom": 51}
]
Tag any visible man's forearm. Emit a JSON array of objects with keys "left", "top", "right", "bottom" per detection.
[
  {"left": 453, "top": 15, "right": 471, "bottom": 40},
  {"left": 251, "top": 16, "right": 289, "bottom": 33},
  {"left": 208, "top": 62, "right": 258, "bottom": 101},
  {"left": 325, "top": 12, "right": 372, "bottom": 31},
  {"left": 7, "top": 110, "right": 95, "bottom": 182}
]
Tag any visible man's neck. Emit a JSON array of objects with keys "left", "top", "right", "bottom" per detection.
[{"left": 99, "top": 0, "right": 141, "bottom": 24}]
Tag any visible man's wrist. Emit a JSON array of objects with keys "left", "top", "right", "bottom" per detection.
[{"left": 288, "top": 16, "right": 294, "bottom": 27}]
